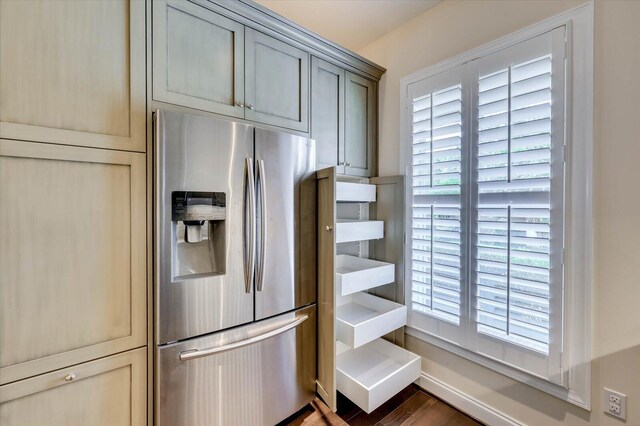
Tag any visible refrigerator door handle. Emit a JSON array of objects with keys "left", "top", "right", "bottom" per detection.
[
  {"left": 178, "top": 314, "right": 309, "bottom": 361},
  {"left": 256, "top": 159, "right": 267, "bottom": 292},
  {"left": 243, "top": 158, "right": 256, "bottom": 293}
]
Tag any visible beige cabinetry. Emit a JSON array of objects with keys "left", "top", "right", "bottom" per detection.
[
  {"left": 0, "top": 0, "right": 146, "bottom": 152},
  {"left": 0, "top": 0, "right": 148, "bottom": 424},
  {"left": 0, "top": 348, "right": 146, "bottom": 426},
  {"left": 0, "top": 140, "right": 147, "bottom": 385}
]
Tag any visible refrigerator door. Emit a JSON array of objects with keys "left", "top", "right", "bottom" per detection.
[
  {"left": 254, "top": 128, "right": 316, "bottom": 320},
  {"left": 156, "top": 304, "right": 316, "bottom": 426},
  {"left": 155, "top": 110, "right": 254, "bottom": 344}
]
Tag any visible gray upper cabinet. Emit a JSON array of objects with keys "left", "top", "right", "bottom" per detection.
[
  {"left": 345, "top": 72, "right": 375, "bottom": 177},
  {"left": 311, "top": 57, "right": 345, "bottom": 173},
  {"left": 153, "top": 0, "right": 245, "bottom": 118},
  {"left": 245, "top": 28, "right": 309, "bottom": 132},
  {"left": 312, "top": 62, "right": 376, "bottom": 178}
]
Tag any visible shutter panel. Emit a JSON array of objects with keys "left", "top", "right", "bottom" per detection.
[
  {"left": 408, "top": 71, "right": 466, "bottom": 341},
  {"left": 471, "top": 27, "right": 565, "bottom": 381},
  {"left": 475, "top": 55, "right": 553, "bottom": 354}
]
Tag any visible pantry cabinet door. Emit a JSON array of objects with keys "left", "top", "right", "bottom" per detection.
[
  {"left": 345, "top": 72, "right": 375, "bottom": 177},
  {"left": 153, "top": 0, "right": 245, "bottom": 118},
  {"left": 311, "top": 57, "right": 346, "bottom": 173},
  {"left": 0, "top": 0, "right": 145, "bottom": 152},
  {"left": 0, "top": 140, "right": 146, "bottom": 385},
  {"left": 0, "top": 348, "right": 146, "bottom": 426},
  {"left": 245, "top": 28, "right": 309, "bottom": 132}
]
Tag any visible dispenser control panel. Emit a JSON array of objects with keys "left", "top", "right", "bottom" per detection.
[{"left": 171, "top": 191, "right": 226, "bottom": 222}]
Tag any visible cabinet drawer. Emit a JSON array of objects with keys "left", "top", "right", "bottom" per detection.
[
  {"left": 0, "top": 348, "right": 146, "bottom": 426},
  {"left": 336, "top": 339, "right": 420, "bottom": 414},
  {"left": 0, "top": 140, "right": 146, "bottom": 384}
]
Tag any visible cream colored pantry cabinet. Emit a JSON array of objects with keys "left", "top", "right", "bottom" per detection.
[
  {"left": 0, "top": 140, "right": 146, "bottom": 385},
  {"left": 0, "top": 0, "right": 146, "bottom": 152},
  {"left": 0, "top": 348, "right": 146, "bottom": 426}
]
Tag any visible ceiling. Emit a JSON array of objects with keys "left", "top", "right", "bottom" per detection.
[{"left": 254, "top": 0, "right": 442, "bottom": 52}]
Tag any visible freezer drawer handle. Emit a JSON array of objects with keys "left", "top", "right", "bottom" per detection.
[{"left": 178, "top": 314, "right": 309, "bottom": 361}]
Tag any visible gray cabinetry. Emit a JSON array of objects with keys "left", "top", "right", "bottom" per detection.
[
  {"left": 153, "top": 0, "right": 245, "bottom": 118},
  {"left": 245, "top": 28, "right": 309, "bottom": 132},
  {"left": 311, "top": 57, "right": 345, "bottom": 173},
  {"left": 312, "top": 60, "right": 376, "bottom": 177},
  {"left": 345, "top": 72, "right": 375, "bottom": 177}
]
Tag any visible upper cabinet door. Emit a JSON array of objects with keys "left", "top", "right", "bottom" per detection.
[
  {"left": 245, "top": 29, "right": 309, "bottom": 132},
  {"left": 0, "top": 0, "right": 145, "bottom": 152},
  {"left": 153, "top": 0, "right": 245, "bottom": 118},
  {"left": 345, "top": 72, "right": 375, "bottom": 177},
  {"left": 311, "top": 57, "right": 345, "bottom": 173}
]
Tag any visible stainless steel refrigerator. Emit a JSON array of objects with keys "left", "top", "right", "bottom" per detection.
[{"left": 154, "top": 109, "right": 317, "bottom": 426}]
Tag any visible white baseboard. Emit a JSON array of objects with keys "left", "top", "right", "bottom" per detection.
[{"left": 418, "top": 372, "right": 521, "bottom": 426}]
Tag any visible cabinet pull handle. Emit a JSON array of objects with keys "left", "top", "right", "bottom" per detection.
[
  {"left": 64, "top": 372, "right": 76, "bottom": 382},
  {"left": 236, "top": 101, "right": 245, "bottom": 108},
  {"left": 247, "top": 104, "right": 254, "bottom": 110}
]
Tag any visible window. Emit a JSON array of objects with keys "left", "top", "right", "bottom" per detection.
[{"left": 401, "top": 4, "right": 593, "bottom": 408}]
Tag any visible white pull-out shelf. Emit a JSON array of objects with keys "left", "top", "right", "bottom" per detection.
[
  {"left": 335, "top": 219, "right": 383, "bottom": 243},
  {"left": 336, "top": 255, "right": 395, "bottom": 296},
  {"left": 336, "top": 338, "right": 421, "bottom": 414},
  {"left": 336, "top": 182, "right": 376, "bottom": 203},
  {"left": 336, "top": 292, "right": 406, "bottom": 348}
]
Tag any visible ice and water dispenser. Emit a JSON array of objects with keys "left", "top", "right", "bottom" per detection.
[{"left": 171, "top": 191, "right": 226, "bottom": 278}]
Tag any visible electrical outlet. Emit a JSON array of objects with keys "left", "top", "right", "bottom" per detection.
[{"left": 603, "top": 388, "right": 627, "bottom": 420}]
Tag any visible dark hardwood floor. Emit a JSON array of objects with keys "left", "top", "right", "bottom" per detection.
[{"left": 279, "top": 385, "right": 483, "bottom": 426}]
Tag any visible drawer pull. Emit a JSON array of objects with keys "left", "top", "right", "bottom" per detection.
[{"left": 64, "top": 372, "right": 76, "bottom": 382}]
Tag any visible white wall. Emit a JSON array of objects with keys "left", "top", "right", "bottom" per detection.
[{"left": 359, "top": 1, "right": 640, "bottom": 424}]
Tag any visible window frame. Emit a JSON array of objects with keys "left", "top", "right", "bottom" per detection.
[{"left": 399, "top": 3, "right": 593, "bottom": 409}]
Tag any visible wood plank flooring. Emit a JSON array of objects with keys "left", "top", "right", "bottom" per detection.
[{"left": 279, "top": 385, "right": 483, "bottom": 426}]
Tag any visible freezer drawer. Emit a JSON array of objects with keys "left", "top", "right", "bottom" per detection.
[{"left": 156, "top": 305, "right": 316, "bottom": 426}]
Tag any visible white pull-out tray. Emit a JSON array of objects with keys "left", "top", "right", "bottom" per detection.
[
  {"left": 336, "top": 255, "right": 395, "bottom": 296},
  {"left": 336, "top": 182, "right": 376, "bottom": 203},
  {"left": 336, "top": 292, "right": 406, "bottom": 348},
  {"left": 335, "top": 219, "right": 383, "bottom": 243},
  {"left": 336, "top": 338, "right": 421, "bottom": 414}
]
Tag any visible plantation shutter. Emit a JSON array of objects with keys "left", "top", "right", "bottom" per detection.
[
  {"left": 407, "top": 67, "right": 467, "bottom": 344},
  {"left": 470, "top": 27, "right": 565, "bottom": 382},
  {"left": 405, "top": 27, "right": 566, "bottom": 382}
]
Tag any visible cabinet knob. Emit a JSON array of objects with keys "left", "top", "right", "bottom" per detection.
[
  {"left": 236, "top": 101, "right": 244, "bottom": 108},
  {"left": 247, "top": 104, "right": 254, "bottom": 110},
  {"left": 345, "top": 162, "right": 351, "bottom": 167},
  {"left": 325, "top": 225, "right": 333, "bottom": 231},
  {"left": 64, "top": 372, "right": 76, "bottom": 382}
]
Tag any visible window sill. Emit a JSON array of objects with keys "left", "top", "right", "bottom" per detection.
[{"left": 405, "top": 326, "right": 591, "bottom": 410}]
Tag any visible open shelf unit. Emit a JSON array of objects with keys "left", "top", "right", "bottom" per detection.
[{"left": 317, "top": 168, "right": 419, "bottom": 414}]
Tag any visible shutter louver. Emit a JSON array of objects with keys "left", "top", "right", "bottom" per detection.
[
  {"left": 475, "top": 55, "right": 553, "bottom": 354},
  {"left": 411, "top": 85, "right": 463, "bottom": 325}
]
